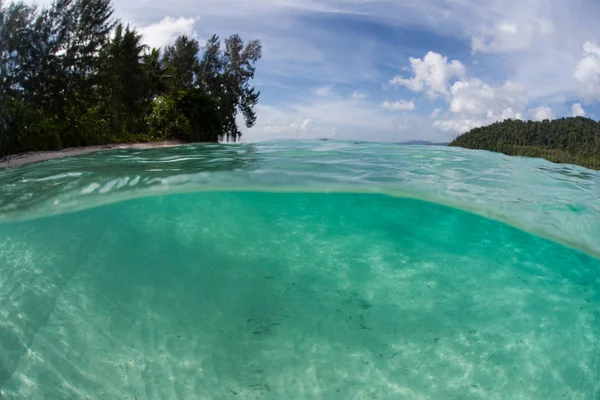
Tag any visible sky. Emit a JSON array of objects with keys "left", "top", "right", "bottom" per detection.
[{"left": 31, "top": 0, "right": 600, "bottom": 142}]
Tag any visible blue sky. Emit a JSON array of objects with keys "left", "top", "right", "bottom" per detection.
[{"left": 33, "top": 0, "right": 600, "bottom": 142}]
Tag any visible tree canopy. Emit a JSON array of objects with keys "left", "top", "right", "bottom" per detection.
[
  {"left": 449, "top": 117, "right": 600, "bottom": 170},
  {"left": 0, "top": 0, "right": 262, "bottom": 157}
]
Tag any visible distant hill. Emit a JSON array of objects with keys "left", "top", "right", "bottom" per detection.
[
  {"left": 397, "top": 140, "right": 449, "bottom": 146},
  {"left": 448, "top": 117, "right": 600, "bottom": 170}
]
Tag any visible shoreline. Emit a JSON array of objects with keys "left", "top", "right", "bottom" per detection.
[{"left": 0, "top": 140, "right": 186, "bottom": 169}]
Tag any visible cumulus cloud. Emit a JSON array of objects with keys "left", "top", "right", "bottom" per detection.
[
  {"left": 433, "top": 119, "right": 486, "bottom": 134},
  {"left": 433, "top": 108, "right": 524, "bottom": 133},
  {"left": 530, "top": 106, "right": 555, "bottom": 121},
  {"left": 389, "top": 51, "right": 466, "bottom": 98},
  {"left": 574, "top": 41, "right": 600, "bottom": 102},
  {"left": 107, "top": 0, "right": 600, "bottom": 142},
  {"left": 571, "top": 103, "right": 586, "bottom": 117},
  {"left": 380, "top": 100, "right": 416, "bottom": 111},
  {"left": 396, "top": 49, "right": 528, "bottom": 133},
  {"left": 138, "top": 17, "right": 197, "bottom": 50},
  {"left": 448, "top": 79, "right": 526, "bottom": 119},
  {"left": 351, "top": 91, "right": 369, "bottom": 99}
]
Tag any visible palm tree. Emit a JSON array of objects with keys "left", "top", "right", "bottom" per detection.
[
  {"left": 99, "top": 23, "right": 146, "bottom": 134},
  {"left": 142, "top": 47, "right": 170, "bottom": 101}
]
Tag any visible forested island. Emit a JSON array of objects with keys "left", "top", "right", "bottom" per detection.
[
  {"left": 0, "top": 0, "right": 262, "bottom": 157},
  {"left": 449, "top": 117, "right": 600, "bottom": 170}
]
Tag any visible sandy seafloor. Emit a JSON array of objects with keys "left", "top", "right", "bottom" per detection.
[{"left": 0, "top": 192, "right": 598, "bottom": 399}]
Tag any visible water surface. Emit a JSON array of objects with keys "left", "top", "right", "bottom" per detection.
[{"left": 0, "top": 141, "right": 598, "bottom": 399}]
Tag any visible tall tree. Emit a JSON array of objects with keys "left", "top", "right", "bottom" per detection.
[
  {"left": 0, "top": 0, "right": 65, "bottom": 151},
  {"left": 98, "top": 23, "right": 146, "bottom": 135},
  {"left": 0, "top": 1, "right": 32, "bottom": 97},
  {"left": 0, "top": 1, "right": 31, "bottom": 143},
  {"left": 0, "top": 0, "right": 115, "bottom": 148},
  {"left": 0, "top": 0, "right": 263, "bottom": 155},
  {"left": 223, "top": 34, "right": 262, "bottom": 140},
  {"left": 197, "top": 35, "right": 224, "bottom": 97},
  {"left": 198, "top": 34, "right": 262, "bottom": 142},
  {"left": 142, "top": 47, "right": 170, "bottom": 102},
  {"left": 19, "top": 0, "right": 71, "bottom": 116},
  {"left": 163, "top": 35, "right": 199, "bottom": 92},
  {"left": 61, "top": 0, "right": 115, "bottom": 125}
]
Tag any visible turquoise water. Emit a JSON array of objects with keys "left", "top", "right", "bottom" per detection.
[{"left": 0, "top": 141, "right": 598, "bottom": 399}]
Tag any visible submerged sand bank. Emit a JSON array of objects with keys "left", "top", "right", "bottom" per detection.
[{"left": 0, "top": 140, "right": 186, "bottom": 169}]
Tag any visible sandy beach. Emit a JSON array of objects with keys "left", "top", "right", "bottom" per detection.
[{"left": 0, "top": 140, "right": 185, "bottom": 169}]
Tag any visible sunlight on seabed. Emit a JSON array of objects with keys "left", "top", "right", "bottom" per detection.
[{"left": 0, "top": 141, "right": 598, "bottom": 399}]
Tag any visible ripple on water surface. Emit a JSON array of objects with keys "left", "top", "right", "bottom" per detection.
[
  {"left": 0, "top": 142, "right": 598, "bottom": 399},
  {"left": 0, "top": 141, "right": 598, "bottom": 257}
]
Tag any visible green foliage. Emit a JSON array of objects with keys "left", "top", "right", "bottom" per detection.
[
  {"left": 145, "top": 96, "right": 189, "bottom": 139},
  {"left": 145, "top": 90, "right": 222, "bottom": 142},
  {"left": 0, "top": 0, "right": 262, "bottom": 158},
  {"left": 163, "top": 35, "right": 200, "bottom": 92},
  {"left": 73, "top": 104, "right": 111, "bottom": 145},
  {"left": 449, "top": 117, "right": 600, "bottom": 170},
  {"left": 198, "top": 34, "right": 262, "bottom": 142},
  {"left": 175, "top": 89, "right": 222, "bottom": 142},
  {"left": 98, "top": 23, "right": 148, "bottom": 135},
  {"left": 143, "top": 48, "right": 170, "bottom": 100},
  {"left": 0, "top": 98, "right": 63, "bottom": 153},
  {"left": 23, "top": 118, "right": 64, "bottom": 151}
]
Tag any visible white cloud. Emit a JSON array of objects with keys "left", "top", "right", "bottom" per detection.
[
  {"left": 351, "top": 91, "right": 369, "bottom": 99},
  {"left": 471, "top": 19, "right": 554, "bottom": 54},
  {"left": 430, "top": 108, "right": 441, "bottom": 119},
  {"left": 530, "top": 106, "right": 556, "bottom": 121},
  {"left": 398, "top": 49, "right": 528, "bottom": 133},
  {"left": 380, "top": 100, "right": 416, "bottom": 111},
  {"left": 433, "top": 119, "right": 485, "bottom": 134},
  {"left": 571, "top": 103, "right": 586, "bottom": 117},
  {"left": 389, "top": 51, "right": 466, "bottom": 98},
  {"left": 434, "top": 107, "right": 524, "bottom": 134},
  {"left": 315, "top": 85, "right": 334, "bottom": 97},
  {"left": 435, "top": 88, "right": 525, "bottom": 133},
  {"left": 97, "top": 0, "right": 600, "bottom": 141},
  {"left": 137, "top": 17, "right": 197, "bottom": 50},
  {"left": 574, "top": 41, "right": 600, "bottom": 102},
  {"left": 448, "top": 79, "right": 526, "bottom": 118}
]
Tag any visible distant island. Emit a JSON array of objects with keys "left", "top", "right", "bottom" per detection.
[
  {"left": 0, "top": 0, "right": 261, "bottom": 159},
  {"left": 449, "top": 117, "right": 600, "bottom": 170}
]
